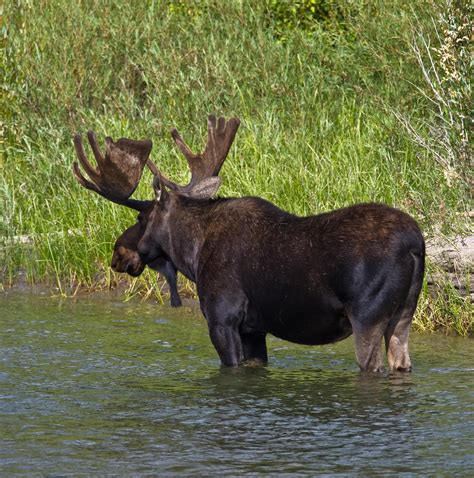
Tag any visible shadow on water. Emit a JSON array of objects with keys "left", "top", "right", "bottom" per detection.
[{"left": 0, "top": 292, "right": 473, "bottom": 476}]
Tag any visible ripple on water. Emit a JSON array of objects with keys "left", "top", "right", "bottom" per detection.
[{"left": 0, "top": 292, "right": 473, "bottom": 476}]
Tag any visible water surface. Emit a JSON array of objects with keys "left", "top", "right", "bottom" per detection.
[{"left": 1, "top": 292, "right": 473, "bottom": 476}]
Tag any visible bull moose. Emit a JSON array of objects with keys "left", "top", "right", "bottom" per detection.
[{"left": 73, "top": 115, "right": 425, "bottom": 372}]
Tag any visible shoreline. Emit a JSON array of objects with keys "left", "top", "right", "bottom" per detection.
[
  {"left": 2, "top": 235, "right": 472, "bottom": 297},
  {"left": 1, "top": 236, "right": 471, "bottom": 336}
]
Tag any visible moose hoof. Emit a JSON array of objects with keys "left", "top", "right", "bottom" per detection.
[
  {"left": 395, "top": 365, "right": 412, "bottom": 372},
  {"left": 170, "top": 297, "right": 182, "bottom": 308},
  {"left": 243, "top": 358, "right": 266, "bottom": 368}
]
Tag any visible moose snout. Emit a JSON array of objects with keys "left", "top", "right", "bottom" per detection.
[
  {"left": 111, "top": 246, "right": 146, "bottom": 276},
  {"left": 110, "top": 248, "right": 124, "bottom": 271}
]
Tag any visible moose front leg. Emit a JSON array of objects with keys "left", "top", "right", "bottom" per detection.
[
  {"left": 198, "top": 277, "right": 250, "bottom": 366},
  {"left": 202, "top": 293, "right": 248, "bottom": 367},
  {"left": 241, "top": 332, "right": 268, "bottom": 366},
  {"left": 208, "top": 323, "right": 243, "bottom": 367}
]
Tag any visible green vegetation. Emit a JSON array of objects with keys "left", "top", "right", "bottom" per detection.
[{"left": 1, "top": 1, "right": 472, "bottom": 333}]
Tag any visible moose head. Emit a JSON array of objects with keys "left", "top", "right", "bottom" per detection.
[{"left": 72, "top": 115, "right": 241, "bottom": 290}]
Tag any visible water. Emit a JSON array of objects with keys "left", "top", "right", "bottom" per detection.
[{"left": 1, "top": 292, "right": 473, "bottom": 477}]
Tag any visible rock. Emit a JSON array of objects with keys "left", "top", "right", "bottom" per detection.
[{"left": 426, "top": 236, "right": 473, "bottom": 299}]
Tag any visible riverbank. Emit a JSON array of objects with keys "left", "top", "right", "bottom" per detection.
[
  {"left": 426, "top": 236, "right": 473, "bottom": 300},
  {"left": 416, "top": 236, "right": 472, "bottom": 335}
]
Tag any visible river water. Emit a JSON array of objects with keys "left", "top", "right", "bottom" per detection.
[{"left": 1, "top": 292, "right": 473, "bottom": 476}]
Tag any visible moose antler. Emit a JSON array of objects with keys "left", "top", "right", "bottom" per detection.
[
  {"left": 166, "top": 115, "right": 240, "bottom": 195},
  {"left": 73, "top": 131, "right": 155, "bottom": 211}
]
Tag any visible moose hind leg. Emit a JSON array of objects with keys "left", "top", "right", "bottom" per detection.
[
  {"left": 385, "top": 316, "right": 411, "bottom": 372},
  {"left": 351, "top": 321, "right": 386, "bottom": 372},
  {"left": 384, "top": 292, "right": 419, "bottom": 373},
  {"left": 385, "top": 257, "right": 423, "bottom": 372}
]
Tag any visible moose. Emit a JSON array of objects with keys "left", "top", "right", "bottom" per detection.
[{"left": 73, "top": 115, "right": 425, "bottom": 372}]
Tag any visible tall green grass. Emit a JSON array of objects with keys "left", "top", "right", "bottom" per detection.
[{"left": 1, "top": 1, "right": 471, "bottom": 332}]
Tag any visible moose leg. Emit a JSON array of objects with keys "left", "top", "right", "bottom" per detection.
[
  {"left": 241, "top": 333, "right": 268, "bottom": 366},
  {"left": 208, "top": 324, "right": 243, "bottom": 367},
  {"left": 348, "top": 264, "right": 416, "bottom": 372},
  {"left": 351, "top": 321, "right": 387, "bottom": 372},
  {"left": 348, "top": 300, "right": 389, "bottom": 372},
  {"left": 385, "top": 255, "right": 423, "bottom": 372},
  {"left": 384, "top": 316, "right": 412, "bottom": 372},
  {"left": 199, "top": 284, "right": 248, "bottom": 367},
  {"left": 384, "top": 284, "right": 421, "bottom": 372},
  {"left": 157, "top": 264, "right": 181, "bottom": 308}
]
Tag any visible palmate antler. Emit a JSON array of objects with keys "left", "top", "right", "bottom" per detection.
[
  {"left": 73, "top": 115, "right": 241, "bottom": 207},
  {"left": 160, "top": 115, "right": 241, "bottom": 195},
  {"left": 73, "top": 131, "right": 154, "bottom": 211}
]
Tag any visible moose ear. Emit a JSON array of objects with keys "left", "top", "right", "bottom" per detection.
[
  {"left": 189, "top": 177, "right": 222, "bottom": 199},
  {"left": 152, "top": 175, "right": 168, "bottom": 203}
]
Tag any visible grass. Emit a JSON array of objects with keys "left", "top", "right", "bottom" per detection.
[
  {"left": 414, "top": 265, "right": 472, "bottom": 336},
  {"left": 1, "top": 0, "right": 472, "bottom": 334}
]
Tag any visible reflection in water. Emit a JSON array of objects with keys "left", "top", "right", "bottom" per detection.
[{"left": 0, "top": 292, "right": 473, "bottom": 476}]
